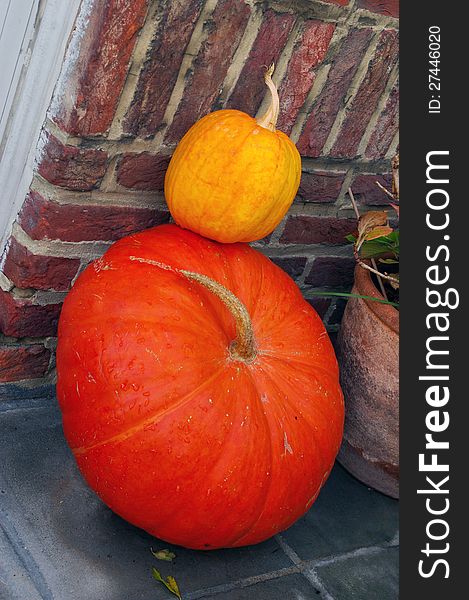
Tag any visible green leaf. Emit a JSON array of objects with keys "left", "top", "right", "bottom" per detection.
[
  {"left": 345, "top": 229, "right": 400, "bottom": 261},
  {"left": 152, "top": 568, "right": 182, "bottom": 599},
  {"left": 379, "top": 258, "right": 398, "bottom": 264},
  {"left": 151, "top": 548, "right": 176, "bottom": 562},
  {"left": 358, "top": 230, "right": 399, "bottom": 260},
  {"left": 310, "top": 291, "right": 399, "bottom": 308}
]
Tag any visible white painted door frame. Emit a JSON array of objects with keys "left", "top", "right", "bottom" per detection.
[
  {"left": 0, "top": 0, "right": 82, "bottom": 252},
  {"left": 0, "top": 0, "right": 39, "bottom": 144}
]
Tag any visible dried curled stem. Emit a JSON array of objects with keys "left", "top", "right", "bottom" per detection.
[
  {"left": 129, "top": 256, "right": 257, "bottom": 362},
  {"left": 181, "top": 270, "right": 256, "bottom": 362},
  {"left": 256, "top": 64, "right": 280, "bottom": 132}
]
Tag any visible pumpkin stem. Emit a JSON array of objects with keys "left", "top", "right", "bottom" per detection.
[
  {"left": 181, "top": 270, "right": 257, "bottom": 363},
  {"left": 129, "top": 256, "right": 257, "bottom": 363},
  {"left": 256, "top": 64, "right": 279, "bottom": 132}
]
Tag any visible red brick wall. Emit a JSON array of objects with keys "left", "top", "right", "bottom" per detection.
[{"left": 0, "top": 0, "right": 398, "bottom": 394}]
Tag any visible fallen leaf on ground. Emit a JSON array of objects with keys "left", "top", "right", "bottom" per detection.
[
  {"left": 152, "top": 568, "right": 182, "bottom": 599},
  {"left": 151, "top": 548, "right": 176, "bottom": 562}
]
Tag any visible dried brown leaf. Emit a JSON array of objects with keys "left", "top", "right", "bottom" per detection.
[
  {"left": 358, "top": 211, "right": 388, "bottom": 233},
  {"left": 365, "top": 225, "right": 393, "bottom": 241},
  {"left": 356, "top": 211, "right": 389, "bottom": 249}
]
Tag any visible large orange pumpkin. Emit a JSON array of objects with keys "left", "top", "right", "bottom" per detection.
[
  {"left": 56, "top": 224, "right": 343, "bottom": 549},
  {"left": 164, "top": 66, "right": 301, "bottom": 243}
]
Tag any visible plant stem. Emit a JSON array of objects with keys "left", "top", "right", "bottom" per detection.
[
  {"left": 181, "top": 270, "right": 256, "bottom": 362},
  {"left": 129, "top": 256, "right": 257, "bottom": 362},
  {"left": 256, "top": 64, "right": 279, "bottom": 132},
  {"left": 375, "top": 180, "right": 396, "bottom": 201},
  {"left": 348, "top": 187, "right": 360, "bottom": 220},
  {"left": 371, "top": 257, "right": 389, "bottom": 301},
  {"left": 356, "top": 257, "right": 400, "bottom": 286},
  {"left": 391, "top": 153, "right": 399, "bottom": 199}
]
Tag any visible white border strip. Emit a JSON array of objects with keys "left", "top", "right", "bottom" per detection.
[{"left": 0, "top": 0, "right": 82, "bottom": 251}]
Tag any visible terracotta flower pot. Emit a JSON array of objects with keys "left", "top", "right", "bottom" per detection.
[{"left": 336, "top": 264, "right": 399, "bottom": 498}]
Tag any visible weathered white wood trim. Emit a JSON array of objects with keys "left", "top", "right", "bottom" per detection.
[
  {"left": 0, "top": 0, "right": 82, "bottom": 252},
  {"left": 0, "top": 1, "right": 39, "bottom": 142}
]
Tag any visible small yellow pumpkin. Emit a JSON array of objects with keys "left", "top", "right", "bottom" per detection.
[{"left": 164, "top": 66, "right": 301, "bottom": 243}]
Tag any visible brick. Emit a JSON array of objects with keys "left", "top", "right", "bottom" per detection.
[
  {"left": 366, "top": 80, "right": 399, "bottom": 159},
  {"left": 331, "top": 29, "right": 399, "bottom": 158},
  {"left": 250, "top": 233, "right": 272, "bottom": 247},
  {"left": 227, "top": 10, "right": 295, "bottom": 117},
  {"left": 297, "top": 170, "right": 345, "bottom": 203},
  {"left": 280, "top": 216, "right": 356, "bottom": 245},
  {"left": 270, "top": 256, "right": 307, "bottom": 279},
  {"left": 38, "top": 134, "right": 108, "bottom": 191},
  {"left": 0, "top": 290, "right": 61, "bottom": 338},
  {"left": 123, "top": 0, "right": 204, "bottom": 137},
  {"left": 53, "top": 0, "right": 149, "bottom": 136},
  {"left": 351, "top": 173, "right": 393, "bottom": 205},
  {"left": 165, "top": 0, "right": 251, "bottom": 143},
  {"left": 357, "top": 0, "right": 399, "bottom": 18},
  {"left": 297, "top": 28, "right": 373, "bottom": 157},
  {"left": 19, "top": 191, "right": 170, "bottom": 242},
  {"left": 116, "top": 153, "right": 170, "bottom": 190},
  {"left": 2, "top": 237, "right": 80, "bottom": 292},
  {"left": 0, "top": 344, "right": 51, "bottom": 383},
  {"left": 306, "top": 297, "right": 331, "bottom": 319},
  {"left": 277, "top": 20, "right": 335, "bottom": 135},
  {"left": 305, "top": 256, "right": 355, "bottom": 288}
]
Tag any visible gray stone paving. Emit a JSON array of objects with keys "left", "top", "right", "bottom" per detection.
[{"left": 0, "top": 398, "right": 398, "bottom": 600}]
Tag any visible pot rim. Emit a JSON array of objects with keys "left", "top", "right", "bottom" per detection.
[{"left": 352, "top": 263, "right": 399, "bottom": 334}]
